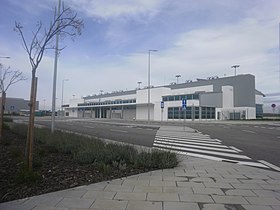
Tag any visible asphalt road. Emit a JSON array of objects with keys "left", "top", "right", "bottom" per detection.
[
  {"left": 33, "top": 118, "right": 159, "bottom": 147},
  {"left": 187, "top": 122, "right": 280, "bottom": 168},
  {"left": 13, "top": 117, "right": 280, "bottom": 168}
]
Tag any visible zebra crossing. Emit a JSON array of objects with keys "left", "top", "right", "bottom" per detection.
[{"left": 153, "top": 126, "right": 269, "bottom": 169}]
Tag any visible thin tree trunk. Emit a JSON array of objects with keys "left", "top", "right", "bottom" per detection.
[
  {"left": 0, "top": 91, "right": 6, "bottom": 142},
  {"left": 26, "top": 77, "right": 38, "bottom": 171}
]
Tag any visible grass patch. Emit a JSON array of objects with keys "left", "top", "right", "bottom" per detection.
[{"left": 10, "top": 123, "right": 178, "bottom": 171}]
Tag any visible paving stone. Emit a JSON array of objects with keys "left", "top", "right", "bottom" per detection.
[
  {"left": 198, "top": 173, "right": 223, "bottom": 178},
  {"left": 201, "top": 203, "right": 228, "bottom": 210},
  {"left": 82, "top": 191, "right": 116, "bottom": 199},
  {"left": 56, "top": 198, "right": 94, "bottom": 208},
  {"left": 174, "top": 172, "right": 198, "bottom": 177},
  {"left": 177, "top": 181, "right": 205, "bottom": 188},
  {"left": 240, "top": 179, "right": 268, "bottom": 184},
  {"left": 22, "top": 196, "right": 63, "bottom": 207},
  {"left": 190, "top": 177, "right": 215, "bottom": 183},
  {"left": 163, "top": 176, "right": 188, "bottom": 181},
  {"left": 104, "top": 184, "right": 134, "bottom": 192},
  {"left": 163, "top": 201, "right": 200, "bottom": 210},
  {"left": 245, "top": 174, "right": 270, "bottom": 179},
  {"left": 192, "top": 187, "right": 224, "bottom": 195},
  {"left": 33, "top": 207, "right": 68, "bottom": 210},
  {"left": 212, "top": 195, "right": 249, "bottom": 204},
  {"left": 204, "top": 182, "right": 233, "bottom": 189},
  {"left": 179, "top": 193, "right": 214, "bottom": 203},
  {"left": 266, "top": 180, "right": 280, "bottom": 185},
  {"left": 231, "top": 183, "right": 263, "bottom": 190},
  {"left": 81, "top": 182, "right": 108, "bottom": 191},
  {"left": 138, "top": 175, "right": 162, "bottom": 180},
  {"left": 245, "top": 196, "right": 280, "bottom": 205},
  {"left": 147, "top": 192, "right": 179, "bottom": 201},
  {"left": 114, "top": 192, "right": 146, "bottom": 201},
  {"left": 126, "top": 201, "right": 162, "bottom": 210},
  {"left": 126, "top": 174, "right": 140, "bottom": 180},
  {"left": 222, "top": 174, "right": 247, "bottom": 179},
  {"left": 225, "top": 189, "right": 256, "bottom": 196},
  {"left": 242, "top": 205, "right": 274, "bottom": 210},
  {"left": 0, "top": 203, "right": 36, "bottom": 210},
  {"left": 214, "top": 178, "right": 241, "bottom": 184},
  {"left": 252, "top": 189, "right": 280, "bottom": 197},
  {"left": 261, "top": 184, "right": 280, "bottom": 190},
  {"left": 133, "top": 186, "right": 162, "bottom": 193},
  {"left": 108, "top": 179, "right": 124, "bottom": 185},
  {"left": 90, "top": 199, "right": 128, "bottom": 210},
  {"left": 122, "top": 179, "right": 149, "bottom": 186},
  {"left": 52, "top": 189, "right": 87, "bottom": 198},
  {"left": 149, "top": 180, "right": 176, "bottom": 187},
  {"left": 272, "top": 205, "right": 280, "bottom": 210},
  {"left": 163, "top": 186, "right": 193, "bottom": 193}
]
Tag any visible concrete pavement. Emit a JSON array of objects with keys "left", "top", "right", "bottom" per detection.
[{"left": 1, "top": 155, "right": 280, "bottom": 210}]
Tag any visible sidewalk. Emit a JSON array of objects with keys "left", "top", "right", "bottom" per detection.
[{"left": 1, "top": 155, "right": 280, "bottom": 210}]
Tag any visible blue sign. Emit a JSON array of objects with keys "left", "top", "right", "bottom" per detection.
[
  {"left": 182, "top": 99, "right": 187, "bottom": 109},
  {"left": 161, "top": 101, "right": 164, "bottom": 109}
]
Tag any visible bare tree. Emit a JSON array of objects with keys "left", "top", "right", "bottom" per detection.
[
  {"left": 0, "top": 64, "right": 27, "bottom": 142},
  {"left": 15, "top": 4, "right": 83, "bottom": 171}
]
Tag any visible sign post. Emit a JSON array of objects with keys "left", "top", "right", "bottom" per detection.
[
  {"left": 182, "top": 99, "right": 187, "bottom": 131},
  {"left": 161, "top": 101, "right": 164, "bottom": 123}
]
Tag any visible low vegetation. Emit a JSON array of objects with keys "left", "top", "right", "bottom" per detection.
[{"left": 0, "top": 123, "right": 178, "bottom": 202}]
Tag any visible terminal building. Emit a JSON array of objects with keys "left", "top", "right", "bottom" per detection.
[{"left": 64, "top": 74, "right": 264, "bottom": 121}]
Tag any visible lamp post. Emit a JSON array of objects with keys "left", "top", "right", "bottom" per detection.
[
  {"left": 137, "top": 81, "right": 142, "bottom": 89},
  {"left": 175, "top": 74, "right": 181, "bottom": 84},
  {"left": 61, "top": 78, "right": 69, "bottom": 116},
  {"left": 231, "top": 65, "right": 240, "bottom": 76},
  {"left": 148, "top": 49, "right": 157, "bottom": 123}
]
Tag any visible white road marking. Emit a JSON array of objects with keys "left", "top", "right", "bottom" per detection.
[
  {"left": 155, "top": 136, "right": 221, "bottom": 144},
  {"left": 110, "top": 129, "right": 128, "bottom": 133},
  {"left": 242, "top": 130, "right": 256, "bottom": 134},
  {"left": 258, "top": 160, "right": 280, "bottom": 172},
  {"left": 229, "top": 146, "right": 243, "bottom": 152},
  {"left": 154, "top": 140, "right": 236, "bottom": 153},
  {"left": 156, "top": 135, "right": 219, "bottom": 142},
  {"left": 277, "top": 136, "right": 280, "bottom": 138},
  {"left": 156, "top": 148, "right": 269, "bottom": 169},
  {"left": 155, "top": 138, "right": 226, "bottom": 148},
  {"left": 153, "top": 143, "right": 251, "bottom": 159}
]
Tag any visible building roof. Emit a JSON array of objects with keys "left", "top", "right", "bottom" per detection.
[{"left": 255, "top": 89, "right": 265, "bottom": 97}]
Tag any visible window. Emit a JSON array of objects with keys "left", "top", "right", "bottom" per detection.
[
  {"left": 168, "top": 96, "right": 175, "bottom": 101},
  {"left": 168, "top": 107, "right": 174, "bottom": 119}
]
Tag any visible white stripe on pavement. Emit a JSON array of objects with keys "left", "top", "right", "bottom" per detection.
[
  {"left": 154, "top": 140, "right": 237, "bottom": 153},
  {"left": 155, "top": 138, "right": 227, "bottom": 148},
  {"left": 153, "top": 143, "right": 251, "bottom": 159},
  {"left": 242, "top": 130, "right": 256, "bottom": 134},
  {"left": 258, "top": 160, "right": 280, "bottom": 172},
  {"left": 155, "top": 135, "right": 220, "bottom": 142},
  {"left": 229, "top": 146, "right": 243, "bottom": 152}
]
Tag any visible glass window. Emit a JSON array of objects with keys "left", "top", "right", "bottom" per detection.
[
  {"left": 168, "top": 107, "right": 173, "bottom": 119},
  {"left": 174, "top": 107, "right": 179, "bottom": 119},
  {"left": 175, "top": 95, "right": 180, "bottom": 101},
  {"left": 187, "top": 94, "right": 192, "bottom": 100},
  {"left": 168, "top": 96, "right": 174, "bottom": 101},
  {"left": 195, "top": 107, "right": 199, "bottom": 119},
  {"left": 193, "top": 94, "right": 199, "bottom": 100},
  {"left": 163, "top": 97, "right": 168, "bottom": 101}
]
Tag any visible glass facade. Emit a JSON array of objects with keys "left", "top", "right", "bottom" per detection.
[
  {"left": 168, "top": 106, "right": 215, "bottom": 120},
  {"left": 162, "top": 94, "right": 199, "bottom": 102},
  {"left": 78, "top": 99, "right": 136, "bottom": 107},
  {"left": 256, "top": 104, "right": 263, "bottom": 119}
]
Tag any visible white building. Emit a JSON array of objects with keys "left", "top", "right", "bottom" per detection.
[{"left": 64, "top": 74, "right": 264, "bottom": 121}]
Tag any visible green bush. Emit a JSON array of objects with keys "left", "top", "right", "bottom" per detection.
[
  {"left": 10, "top": 123, "right": 178, "bottom": 171},
  {"left": 16, "top": 164, "right": 41, "bottom": 184}
]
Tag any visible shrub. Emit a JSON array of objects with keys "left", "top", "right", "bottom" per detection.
[{"left": 15, "top": 164, "right": 41, "bottom": 184}]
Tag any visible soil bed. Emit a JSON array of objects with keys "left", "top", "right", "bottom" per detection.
[{"left": 0, "top": 129, "right": 153, "bottom": 203}]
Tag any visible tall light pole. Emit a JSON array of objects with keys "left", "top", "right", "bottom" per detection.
[
  {"left": 231, "top": 65, "right": 240, "bottom": 76},
  {"left": 137, "top": 81, "right": 142, "bottom": 89},
  {"left": 148, "top": 49, "right": 157, "bottom": 123},
  {"left": 175, "top": 74, "right": 181, "bottom": 84},
  {"left": 61, "top": 78, "right": 69, "bottom": 116},
  {"left": 51, "top": 0, "right": 61, "bottom": 133}
]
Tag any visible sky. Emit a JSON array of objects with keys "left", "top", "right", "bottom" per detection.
[{"left": 0, "top": 0, "right": 280, "bottom": 111}]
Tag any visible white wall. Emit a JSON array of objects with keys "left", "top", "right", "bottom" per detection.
[
  {"left": 222, "top": 86, "right": 234, "bottom": 108},
  {"left": 170, "top": 85, "right": 213, "bottom": 95},
  {"left": 86, "top": 94, "right": 136, "bottom": 103},
  {"left": 255, "top": 94, "right": 263, "bottom": 104}
]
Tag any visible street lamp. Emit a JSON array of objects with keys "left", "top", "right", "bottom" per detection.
[
  {"left": 61, "top": 78, "right": 69, "bottom": 116},
  {"left": 137, "top": 81, "right": 142, "bottom": 89},
  {"left": 148, "top": 49, "right": 157, "bottom": 123},
  {"left": 175, "top": 74, "right": 181, "bottom": 84},
  {"left": 231, "top": 65, "right": 240, "bottom": 76}
]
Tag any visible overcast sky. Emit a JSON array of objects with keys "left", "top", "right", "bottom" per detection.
[{"left": 0, "top": 0, "right": 279, "bottom": 110}]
